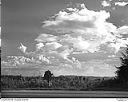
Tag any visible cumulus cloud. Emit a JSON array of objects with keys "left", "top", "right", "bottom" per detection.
[
  {"left": 115, "top": 2, "right": 128, "bottom": 6},
  {"left": 42, "top": 4, "right": 128, "bottom": 54},
  {"left": 117, "top": 26, "right": 128, "bottom": 35},
  {"left": 101, "top": 1, "right": 111, "bottom": 7},
  {"left": 43, "top": 4, "right": 111, "bottom": 35},
  {"left": 17, "top": 3, "right": 128, "bottom": 69},
  {"left": 18, "top": 40, "right": 82, "bottom": 68},
  {"left": 18, "top": 43, "right": 51, "bottom": 64}
]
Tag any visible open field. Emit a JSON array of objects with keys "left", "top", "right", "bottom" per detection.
[
  {"left": 2, "top": 90, "right": 128, "bottom": 98},
  {"left": 1, "top": 75, "right": 114, "bottom": 90},
  {"left": 2, "top": 75, "right": 128, "bottom": 98}
]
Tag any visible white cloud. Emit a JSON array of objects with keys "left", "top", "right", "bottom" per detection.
[
  {"left": 18, "top": 43, "right": 51, "bottom": 64},
  {"left": 117, "top": 26, "right": 128, "bottom": 35},
  {"left": 1, "top": 56, "right": 39, "bottom": 67},
  {"left": 18, "top": 43, "right": 27, "bottom": 53},
  {"left": 57, "top": 48, "right": 73, "bottom": 61},
  {"left": 73, "top": 37, "right": 89, "bottom": 51},
  {"left": 46, "top": 47, "right": 74, "bottom": 63},
  {"left": 45, "top": 42, "right": 62, "bottom": 50},
  {"left": 36, "top": 42, "right": 62, "bottom": 52},
  {"left": 115, "top": 2, "right": 128, "bottom": 6},
  {"left": 18, "top": 4, "right": 128, "bottom": 68},
  {"left": 36, "top": 42, "right": 44, "bottom": 50},
  {"left": 43, "top": 5, "right": 111, "bottom": 35},
  {"left": 101, "top": 1, "right": 111, "bottom": 7},
  {"left": 35, "top": 34, "right": 57, "bottom": 43},
  {"left": 42, "top": 4, "right": 128, "bottom": 54},
  {"left": 109, "top": 38, "right": 128, "bottom": 53},
  {"left": 61, "top": 36, "right": 90, "bottom": 52},
  {"left": 38, "top": 55, "right": 50, "bottom": 64}
]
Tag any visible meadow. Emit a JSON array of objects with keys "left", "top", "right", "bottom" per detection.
[{"left": 2, "top": 75, "right": 127, "bottom": 91}]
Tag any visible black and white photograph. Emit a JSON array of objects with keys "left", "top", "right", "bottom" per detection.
[{"left": 1, "top": 0, "right": 128, "bottom": 98}]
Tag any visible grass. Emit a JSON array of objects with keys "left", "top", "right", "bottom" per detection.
[{"left": 1, "top": 75, "right": 128, "bottom": 91}]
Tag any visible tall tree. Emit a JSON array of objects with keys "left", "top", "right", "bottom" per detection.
[
  {"left": 44, "top": 70, "right": 53, "bottom": 86},
  {"left": 116, "top": 46, "right": 128, "bottom": 84}
]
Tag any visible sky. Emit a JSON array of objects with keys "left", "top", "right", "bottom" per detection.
[{"left": 1, "top": 0, "right": 128, "bottom": 76}]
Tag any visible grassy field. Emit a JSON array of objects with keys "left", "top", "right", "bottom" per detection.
[{"left": 1, "top": 75, "right": 128, "bottom": 91}]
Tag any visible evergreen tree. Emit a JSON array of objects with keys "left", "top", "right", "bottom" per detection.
[{"left": 116, "top": 46, "right": 128, "bottom": 84}]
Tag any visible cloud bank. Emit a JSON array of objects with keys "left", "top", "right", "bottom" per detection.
[
  {"left": 2, "top": 3, "right": 128, "bottom": 76},
  {"left": 42, "top": 4, "right": 128, "bottom": 54}
]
